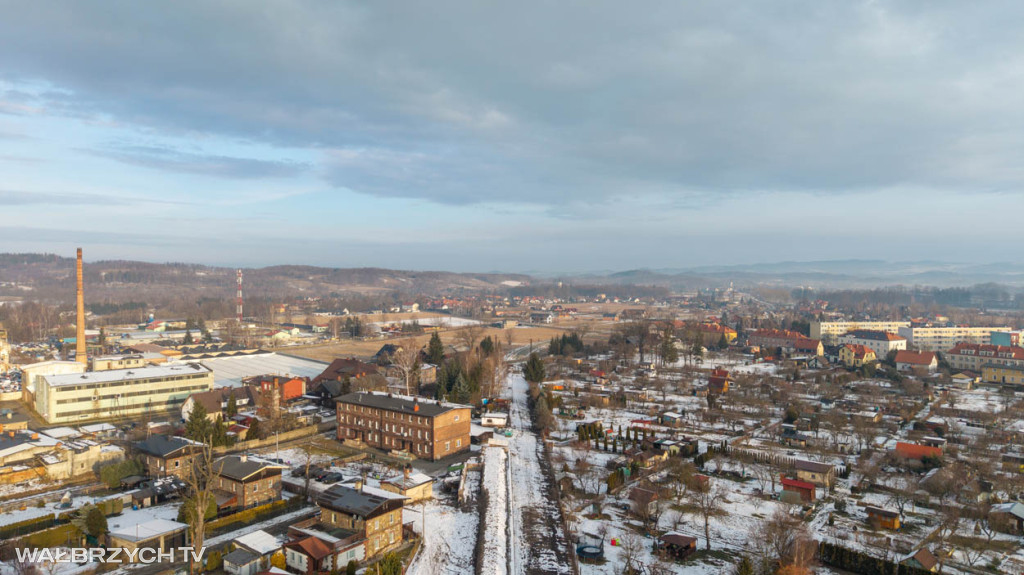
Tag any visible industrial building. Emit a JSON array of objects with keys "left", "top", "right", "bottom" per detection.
[{"left": 34, "top": 363, "right": 214, "bottom": 424}]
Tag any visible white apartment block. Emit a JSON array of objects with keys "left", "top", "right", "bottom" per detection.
[
  {"left": 897, "top": 326, "right": 1012, "bottom": 352},
  {"left": 34, "top": 363, "right": 214, "bottom": 424},
  {"left": 811, "top": 321, "right": 910, "bottom": 345},
  {"left": 836, "top": 330, "right": 907, "bottom": 359}
]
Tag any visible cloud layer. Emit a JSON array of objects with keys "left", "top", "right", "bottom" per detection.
[{"left": 1, "top": 1, "right": 1023, "bottom": 270}]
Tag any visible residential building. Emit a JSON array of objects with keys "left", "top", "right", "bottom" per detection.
[
  {"left": 284, "top": 527, "right": 365, "bottom": 574},
  {"left": 213, "top": 454, "right": 286, "bottom": 511},
  {"left": 34, "top": 363, "right": 214, "bottom": 424},
  {"left": 335, "top": 392, "right": 471, "bottom": 461},
  {"left": 982, "top": 364, "right": 1024, "bottom": 387},
  {"left": 135, "top": 435, "right": 205, "bottom": 479},
  {"left": 313, "top": 358, "right": 382, "bottom": 386},
  {"left": 893, "top": 350, "right": 938, "bottom": 373},
  {"left": 839, "top": 344, "right": 876, "bottom": 368},
  {"left": 944, "top": 343, "right": 1024, "bottom": 374},
  {"left": 898, "top": 325, "right": 1012, "bottom": 352},
  {"left": 696, "top": 323, "right": 737, "bottom": 347},
  {"left": 837, "top": 330, "right": 907, "bottom": 359},
  {"left": 991, "top": 331, "right": 1024, "bottom": 347},
  {"left": 244, "top": 374, "right": 307, "bottom": 407},
  {"left": 316, "top": 484, "right": 406, "bottom": 559},
  {"left": 811, "top": 320, "right": 910, "bottom": 345},
  {"left": 181, "top": 386, "right": 258, "bottom": 422},
  {"left": 224, "top": 530, "right": 280, "bottom": 575},
  {"left": 794, "top": 460, "right": 835, "bottom": 488},
  {"left": 747, "top": 330, "right": 822, "bottom": 356},
  {"left": 381, "top": 469, "right": 433, "bottom": 503}
]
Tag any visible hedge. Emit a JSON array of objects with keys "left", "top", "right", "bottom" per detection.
[
  {"left": 819, "top": 542, "right": 933, "bottom": 575},
  {"left": 207, "top": 495, "right": 304, "bottom": 534}
]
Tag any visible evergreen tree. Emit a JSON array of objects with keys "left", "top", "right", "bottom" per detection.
[
  {"left": 718, "top": 334, "right": 729, "bottom": 350},
  {"left": 183, "top": 330, "right": 194, "bottom": 345},
  {"left": 85, "top": 506, "right": 108, "bottom": 538},
  {"left": 427, "top": 332, "right": 445, "bottom": 365},
  {"left": 734, "top": 556, "right": 754, "bottom": 575},
  {"left": 185, "top": 402, "right": 213, "bottom": 442},
  {"left": 225, "top": 392, "right": 238, "bottom": 417},
  {"left": 247, "top": 417, "right": 263, "bottom": 441},
  {"left": 661, "top": 337, "right": 679, "bottom": 365},
  {"left": 480, "top": 336, "right": 495, "bottom": 356},
  {"left": 524, "top": 352, "right": 545, "bottom": 384},
  {"left": 451, "top": 373, "right": 471, "bottom": 404}
]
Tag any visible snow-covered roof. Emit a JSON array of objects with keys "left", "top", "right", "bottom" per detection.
[
  {"left": 109, "top": 518, "right": 188, "bottom": 542},
  {"left": 80, "top": 423, "right": 117, "bottom": 433},
  {"left": 43, "top": 427, "right": 79, "bottom": 439},
  {"left": 234, "top": 529, "right": 281, "bottom": 555}
]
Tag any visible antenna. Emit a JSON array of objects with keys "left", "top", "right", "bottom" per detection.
[{"left": 236, "top": 269, "right": 244, "bottom": 322}]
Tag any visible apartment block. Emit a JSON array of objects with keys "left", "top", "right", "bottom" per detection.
[
  {"left": 335, "top": 392, "right": 471, "bottom": 461},
  {"left": 811, "top": 321, "right": 910, "bottom": 345}
]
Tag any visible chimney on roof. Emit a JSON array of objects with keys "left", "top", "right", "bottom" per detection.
[
  {"left": 404, "top": 466, "right": 410, "bottom": 480},
  {"left": 240, "top": 453, "right": 247, "bottom": 463},
  {"left": 75, "top": 248, "right": 87, "bottom": 366}
]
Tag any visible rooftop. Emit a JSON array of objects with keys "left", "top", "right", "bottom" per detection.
[
  {"left": 335, "top": 391, "right": 470, "bottom": 418},
  {"left": 45, "top": 363, "right": 211, "bottom": 387}
]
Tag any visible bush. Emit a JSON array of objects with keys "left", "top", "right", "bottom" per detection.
[
  {"left": 205, "top": 550, "right": 222, "bottom": 572},
  {"left": 98, "top": 459, "right": 144, "bottom": 488}
]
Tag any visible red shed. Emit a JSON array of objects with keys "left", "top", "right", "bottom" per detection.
[{"left": 781, "top": 477, "right": 816, "bottom": 502}]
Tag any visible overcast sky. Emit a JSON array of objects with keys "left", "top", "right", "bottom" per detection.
[{"left": 1, "top": 1, "right": 1022, "bottom": 273}]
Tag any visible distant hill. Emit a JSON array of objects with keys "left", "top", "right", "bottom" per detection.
[{"left": 0, "top": 253, "right": 531, "bottom": 303}]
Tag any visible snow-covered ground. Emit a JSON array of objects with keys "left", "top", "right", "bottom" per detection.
[
  {"left": 405, "top": 476, "right": 480, "bottom": 575},
  {"left": 480, "top": 446, "right": 508, "bottom": 575},
  {"left": 507, "top": 373, "right": 572, "bottom": 575}
]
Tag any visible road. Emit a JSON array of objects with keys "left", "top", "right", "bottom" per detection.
[{"left": 505, "top": 372, "right": 573, "bottom": 575}]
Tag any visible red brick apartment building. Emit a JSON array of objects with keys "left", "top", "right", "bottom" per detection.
[{"left": 335, "top": 392, "right": 470, "bottom": 461}]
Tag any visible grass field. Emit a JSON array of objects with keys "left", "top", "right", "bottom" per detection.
[{"left": 287, "top": 324, "right": 575, "bottom": 362}]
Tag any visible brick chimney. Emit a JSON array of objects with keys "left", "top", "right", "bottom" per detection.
[{"left": 75, "top": 248, "right": 87, "bottom": 365}]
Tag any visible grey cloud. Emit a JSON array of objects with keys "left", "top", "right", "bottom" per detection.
[
  {"left": 0, "top": 189, "right": 190, "bottom": 206},
  {"left": 86, "top": 144, "right": 309, "bottom": 179},
  {"left": 2, "top": 2, "right": 1024, "bottom": 205}
]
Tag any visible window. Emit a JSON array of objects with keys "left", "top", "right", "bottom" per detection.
[
  {"left": 456, "top": 439, "right": 462, "bottom": 448},
  {"left": 454, "top": 414, "right": 460, "bottom": 422},
  {"left": 445, "top": 441, "right": 450, "bottom": 452}
]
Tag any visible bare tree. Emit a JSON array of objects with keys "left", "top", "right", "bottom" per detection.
[
  {"left": 886, "top": 474, "right": 916, "bottom": 522},
  {"left": 618, "top": 531, "right": 645, "bottom": 574},
  {"left": 387, "top": 340, "right": 422, "bottom": 395},
  {"left": 689, "top": 482, "right": 727, "bottom": 550},
  {"left": 183, "top": 441, "right": 223, "bottom": 573}
]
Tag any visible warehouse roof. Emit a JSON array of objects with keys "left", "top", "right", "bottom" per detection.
[{"left": 44, "top": 363, "right": 210, "bottom": 387}]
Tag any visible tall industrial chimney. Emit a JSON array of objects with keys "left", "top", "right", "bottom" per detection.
[{"left": 75, "top": 248, "right": 87, "bottom": 365}]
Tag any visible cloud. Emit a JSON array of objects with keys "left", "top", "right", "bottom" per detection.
[
  {"left": 1, "top": 1, "right": 1024, "bottom": 211},
  {"left": 0, "top": 189, "right": 189, "bottom": 206},
  {"left": 86, "top": 144, "right": 309, "bottom": 179}
]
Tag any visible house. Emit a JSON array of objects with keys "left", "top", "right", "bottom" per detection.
[
  {"left": 481, "top": 413, "right": 509, "bottom": 428},
  {"left": 316, "top": 484, "right": 406, "bottom": 559},
  {"left": 781, "top": 477, "right": 816, "bottom": 503},
  {"left": 840, "top": 344, "right": 876, "bottom": 368},
  {"left": 182, "top": 386, "right": 258, "bottom": 422},
  {"left": 894, "top": 441, "right": 942, "bottom": 462},
  {"left": 381, "top": 468, "right": 433, "bottom": 503},
  {"left": 837, "top": 330, "right": 907, "bottom": 359},
  {"left": 134, "top": 435, "right": 205, "bottom": 480},
  {"left": 794, "top": 460, "right": 835, "bottom": 488},
  {"left": 313, "top": 358, "right": 381, "bottom": 385},
  {"left": 708, "top": 368, "right": 731, "bottom": 394},
  {"left": 225, "top": 530, "right": 281, "bottom": 575},
  {"left": 894, "top": 350, "right": 938, "bottom": 373},
  {"left": 213, "top": 454, "right": 286, "bottom": 511},
  {"left": 902, "top": 548, "right": 938, "bottom": 572},
  {"left": 284, "top": 529, "right": 364, "bottom": 575},
  {"left": 657, "top": 532, "right": 697, "bottom": 560},
  {"left": 244, "top": 375, "right": 307, "bottom": 407},
  {"left": 628, "top": 486, "right": 659, "bottom": 516},
  {"left": 990, "top": 502, "right": 1024, "bottom": 533},
  {"left": 865, "top": 506, "right": 901, "bottom": 530},
  {"left": 696, "top": 323, "right": 737, "bottom": 347},
  {"left": 372, "top": 344, "right": 403, "bottom": 365}
]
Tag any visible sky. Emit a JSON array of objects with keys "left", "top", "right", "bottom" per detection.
[{"left": 1, "top": 1, "right": 1023, "bottom": 273}]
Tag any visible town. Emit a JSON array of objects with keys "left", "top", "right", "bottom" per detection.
[{"left": 0, "top": 251, "right": 1022, "bottom": 575}]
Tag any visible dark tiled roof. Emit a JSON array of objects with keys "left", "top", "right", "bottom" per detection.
[
  {"left": 215, "top": 455, "right": 285, "bottom": 481},
  {"left": 316, "top": 484, "right": 400, "bottom": 517},
  {"left": 794, "top": 460, "right": 833, "bottom": 474},
  {"left": 223, "top": 549, "right": 259, "bottom": 567},
  {"left": 134, "top": 435, "right": 199, "bottom": 457},
  {"left": 335, "top": 391, "right": 465, "bottom": 418}
]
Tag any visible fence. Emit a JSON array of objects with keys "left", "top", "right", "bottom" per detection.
[{"left": 819, "top": 541, "right": 934, "bottom": 575}]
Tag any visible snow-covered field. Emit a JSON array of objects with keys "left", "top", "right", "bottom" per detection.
[{"left": 405, "top": 476, "right": 480, "bottom": 575}]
